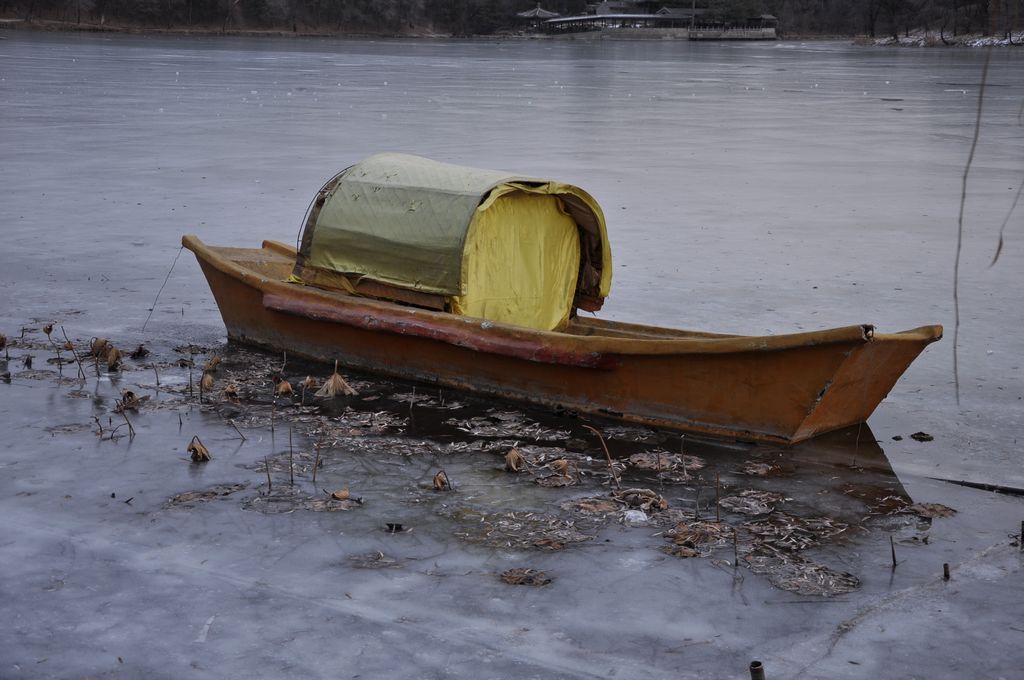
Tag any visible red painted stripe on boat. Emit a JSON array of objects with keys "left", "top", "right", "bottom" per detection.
[{"left": 262, "top": 293, "right": 618, "bottom": 369}]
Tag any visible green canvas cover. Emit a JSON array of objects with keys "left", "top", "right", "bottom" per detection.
[{"left": 292, "top": 153, "right": 612, "bottom": 324}]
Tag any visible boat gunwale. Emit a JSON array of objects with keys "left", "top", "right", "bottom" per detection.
[{"left": 181, "top": 235, "right": 943, "bottom": 359}]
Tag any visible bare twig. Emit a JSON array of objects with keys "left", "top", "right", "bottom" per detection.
[
  {"left": 264, "top": 456, "right": 272, "bottom": 492},
  {"left": 582, "top": 424, "right": 620, "bottom": 490},
  {"left": 953, "top": 46, "right": 992, "bottom": 405},
  {"left": 122, "top": 411, "right": 135, "bottom": 439},
  {"left": 715, "top": 472, "right": 721, "bottom": 523},
  {"left": 288, "top": 427, "right": 294, "bottom": 486},
  {"left": 228, "top": 418, "right": 246, "bottom": 441},
  {"left": 59, "top": 327, "right": 86, "bottom": 380},
  {"left": 989, "top": 177, "right": 1022, "bottom": 267},
  {"left": 142, "top": 245, "right": 183, "bottom": 332}
]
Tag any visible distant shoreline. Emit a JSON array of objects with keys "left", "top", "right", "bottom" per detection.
[
  {"left": 2, "top": 17, "right": 1021, "bottom": 47},
  {"left": 0, "top": 17, "right": 442, "bottom": 40}
]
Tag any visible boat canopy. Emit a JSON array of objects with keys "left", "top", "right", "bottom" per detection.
[{"left": 291, "top": 153, "right": 612, "bottom": 331}]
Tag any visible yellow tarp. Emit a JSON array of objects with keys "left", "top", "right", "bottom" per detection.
[
  {"left": 452, "top": 190, "right": 580, "bottom": 331},
  {"left": 292, "top": 154, "right": 612, "bottom": 332}
]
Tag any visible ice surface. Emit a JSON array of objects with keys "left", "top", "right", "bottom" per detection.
[{"left": 1, "top": 33, "right": 1022, "bottom": 678}]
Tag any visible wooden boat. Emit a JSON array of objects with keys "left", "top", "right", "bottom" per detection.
[{"left": 182, "top": 154, "right": 941, "bottom": 445}]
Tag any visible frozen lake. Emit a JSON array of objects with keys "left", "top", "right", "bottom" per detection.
[{"left": 1, "top": 32, "right": 1022, "bottom": 679}]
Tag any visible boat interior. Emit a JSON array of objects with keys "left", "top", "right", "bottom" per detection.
[{"left": 213, "top": 241, "right": 739, "bottom": 341}]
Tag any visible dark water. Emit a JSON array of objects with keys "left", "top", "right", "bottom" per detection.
[{"left": 1, "top": 32, "right": 1022, "bottom": 679}]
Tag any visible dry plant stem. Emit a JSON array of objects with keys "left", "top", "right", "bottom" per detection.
[
  {"left": 312, "top": 419, "right": 325, "bottom": 484},
  {"left": 582, "top": 424, "right": 621, "bottom": 490},
  {"left": 989, "top": 178, "right": 1023, "bottom": 267},
  {"left": 289, "top": 427, "right": 294, "bottom": 486},
  {"left": 59, "top": 327, "right": 86, "bottom": 380},
  {"left": 715, "top": 472, "right": 721, "bottom": 523},
  {"left": 153, "top": 364, "right": 160, "bottom": 386},
  {"left": 141, "top": 245, "right": 183, "bottom": 332},
  {"left": 264, "top": 456, "right": 272, "bottom": 492},
  {"left": 122, "top": 411, "right": 135, "bottom": 439},
  {"left": 954, "top": 46, "right": 991, "bottom": 405},
  {"left": 46, "top": 334, "right": 63, "bottom": 374},
  {"left": 890, "top": 535, "right": 898, "bottom": 569},
  {"left": 228, "top": 419, "right": 246, "bottom": 441},
  {"left": 93, "top": 416, "right": 104, "bottom": 437}
]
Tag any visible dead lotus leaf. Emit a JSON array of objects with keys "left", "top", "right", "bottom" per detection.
[
  {"left": 563, "top": 497, "right": 619, "bottom": 514},
  {"left": 187, "top": 436, "right": 211, "bottom": 463},
  {"left": 275, "top": 379, "right": 293, "bottom": 397},
  {"left": 451, "top": 510, "right": 591, "bottom": 551},
  {"left": 331, "top": 488, "right": 350, "bottom": 501},
  {"left": 433, "top": 470, "right": 451, "bottom": 491},
  {"left": 129, "top": 344, "right": 149, "bottom": 360},
  {"left": 736, "top": 461, "right": 777, "bottom": 477},
  {"left": 500, "top": 568, "right": 552, "bottom": 586},
  {"left": 549, "top": 459, "right": 571, "bottom": 476},
  {"left": 910, "top": 431, "right": 934, "bottom": 442},
  {"left": 907, "top": 502, "right": 957, "bottom": 519},
  {"left": 201, "top": 371, "right": 215, "bottom": 393},
  {"left": 0, "top": 334, "right": 6, "bottom": 350},
  {"left": 719, "top": 489, "right": 786, "bottom": 516},
  {"left": 667, "top": 519, "right": 732, "bottom": 556},
  {"left": 307, "top": 495, "right": 362, "bottom": 511},
  {"left": 536, "top": 474, "right": 577, "bottom": 488},
  {"left": 203, "top": 356, "right": 221, "bottom": 373},
  {"left": 42, "top": 323, "right": 53, "bottom": 337},
  {"left": 116, "top": 389, "right": 148, "bottom": 412},
  {"left": 224, "top": 383, "right": 239, "bottom": 400},
  {"left": 614, "top": 488, "right": 669, "bottom": 512},
  {"left": 90, "top": 337, "right": 108, "bottom": 358},
  {"left": 301, "top": 375, "right": 317, "bottom": 391},
  {"left": 106, "top": 347, "right": 122, "bottom": 371},
  {"left": 316, "top": 361, "right": 357, "bottom": 398},
  {"left": 167, "top": 483, "right": 247, "bottom": 507},
  {"left": 63, "top": 340, "right": 74, "bottom": 351},
  {"left": 628, "top": 451, "right": 678, "bottom": 470},
  {"left": 743, "top": 553, "right": 860, "bottom": 597},
  {"left": 663, "top": 544, "right": 701, "bottom": 558},
  {"left": 349, "top": 551, "right": 400, "bottom": 569},
  {"left": 743, "top": 513, "right": 848, "bottom": 551},
  {"left": 505, "top": 447, "right": 527, "bottom": 473},
  {"left": 656, "top": 468, "right": 696, "bottom": 484}
]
